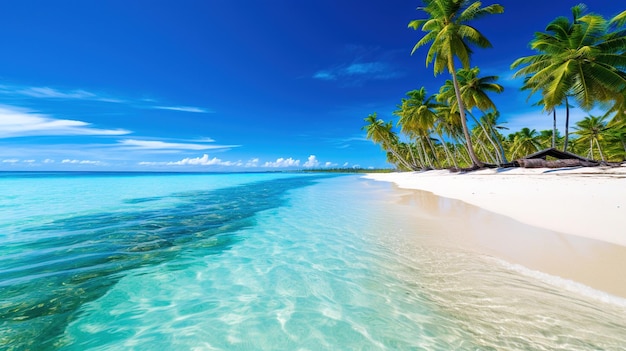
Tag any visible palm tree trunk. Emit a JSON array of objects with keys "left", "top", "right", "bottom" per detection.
[
  {"left": 490, "top": 128, "right": 508, "bottom": 163},
  {"left": 385, "top": 143, "right": 414, "bottom": 171},
  {"left": 419, "top": 137, "right": 433, "bottom": 168},
  {"left": 407, "top": 143, "right": 419, "bottom": 169},
  {"left": 438, "top": 133, "right": 457, "bottom": 169},
  {"left": 425, "top": 135, "right": 442, "bottom": 168},
  {"left": 413, "top": 138, "right": 425, "bottom": 168},
  {"left": 563, "top": 97, "right": 570, "bottom": 152},
  {"left": 552, "top": 109, "right": 557, "bottom": 148},
  {"left": 468, "top": 111, "right": 500, "bottom": 164},
  {"left": 454, "top": 139, "right": 471, "bottom": 166},
  {"left": 474, "top": 136, "right": 497, "bottom": 164},
  {"left": 449, "top": 60, "right": 483, "bottom": 168},
  {"left": 595, "top": 139, "right": 605, "bottom": 161}
]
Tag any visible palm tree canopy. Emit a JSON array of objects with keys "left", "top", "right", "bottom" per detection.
[
  {"left": 573, "top": 115, "right": 609, "bottom": 139},
  {"left": 610, "top": 9, "right": 626, "bottom": 28},
  {"left": 511, "top": 4, "right": 626, "bottom": 111},
  {"left": 408, "top": 0, "right": 504, "bottom": 75},
  {"left": 394, "top": 88, "right": 441, "bottom": 137},
  {"left": 362, "top": 113, "right": 398, "bottom": 148},
  {"left": 438, "top": 66, "right": 504, "bottom": 112}
]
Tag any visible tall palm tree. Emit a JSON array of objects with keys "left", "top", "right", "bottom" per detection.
[
  {"left": 363, "top": 113, "right": 414, "bottom": 170},
  {"left": 409, "top": 0, "right": 504, "bottom": 168},
  {"left": 511, "top": 4, "right": 626, "bottom": 152},
  {"left": 573, "top": 115, "right": 609, "bottom": 161},
  {"left": 438, "top": 66, "right": 505, "bottom": 163}
]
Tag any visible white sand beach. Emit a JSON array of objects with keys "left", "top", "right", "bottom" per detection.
[
  {"left": 365, "top": 166, "right": 626, "bottom": 247},
  {"left": 364, "top": 166, "right": 626, "bottom": 298}
]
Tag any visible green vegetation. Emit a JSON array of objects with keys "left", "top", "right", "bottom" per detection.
[{"left": 364, "top": 1, "right": 626, "bottom": 170}]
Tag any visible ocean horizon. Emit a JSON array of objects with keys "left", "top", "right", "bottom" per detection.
[{"left": 2, "top": 172, "right": 625, "bottom": 350}]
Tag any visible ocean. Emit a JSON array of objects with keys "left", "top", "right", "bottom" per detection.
[{"left": 1, "top": 172, "right": 625, "bottom": 350}]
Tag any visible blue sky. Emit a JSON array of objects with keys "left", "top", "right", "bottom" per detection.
[{"left": 0, "top": 0, "right": 623, "bottom": 171}]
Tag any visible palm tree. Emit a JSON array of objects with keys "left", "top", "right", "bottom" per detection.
[
  {"left": 509, "top": 128, "right": 542, "bottom": 159},
  {"left": 438, "top": 67, "right": 504, "bottom": 113},
  {"left": 603, "top": 124, "right": 626, "bottom": 161},
  {"left": 573, "top": 115, "right": 609, "bottom": 161},
  {"left": 363, "top": 113, "right": 414, "bottom": 170},
  {"left": 434, "top": 102, "right": 468, "bottom": 167},
  {"left": 438, "top": 66, "right": 505, "bottom": 163},
  {"left": 480, "top": 111, "right": 509, "bottom": 163},
  {"left": 537, "top": 129, "right": 562, "bottom": 149},
  {"left": 511, "top": 4, "right": 626, "bottom": 152},
  {"left": 409, "top": 0, "right": 504, "bottom": 168},
  {"left": 394, "top": 88, "right": 442, "bottom": 168}
]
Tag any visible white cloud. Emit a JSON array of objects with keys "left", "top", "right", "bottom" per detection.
[
  {"left": 23, "top": 159, "right": 35, "bottom": 163},
  {"left": 2, "top": 159, "right": 19, "bottom": 163},
  {"left": 313, "top": 71, "right": 336, "bottom": 80},
  {"left": 165, "top": 154, "right": 242, "bottom": 166},
  {"left": 61, "top": 159, "right": 104, "bottom": 165},
  {"left": 303, "top": 155, "right": 320, "bottom": 168},
  {"left": 0, "top": 105, "right": 130, "bottom": 138},
  {"left": 118, "top": 139, "right": 237, "bottom": 151},
  {"left": 152, "top": 106, "right": 212, "bottom": 113},
  {"left": 43, "top": 159, "right": 55, "bottom": 163},
  {"left": 245, "top": 158, "right": 260, "bottom": 167},
  {"left": 15, "top": 86, "right": 123, "bottom": 103},
  {"left": 263, "top": 157, "right": 300, "bottom": 168},
  {"left": 313, "top": 61, "right": 401, "bottom": 82}
]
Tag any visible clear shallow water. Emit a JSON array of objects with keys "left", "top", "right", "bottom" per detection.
[{"left": 1, "top": 172, "right": 625, "bottom": 350}]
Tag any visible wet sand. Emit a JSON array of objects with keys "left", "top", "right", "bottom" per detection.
[{"left": 368, "top": 177, "right": 626, "bottom": 300}]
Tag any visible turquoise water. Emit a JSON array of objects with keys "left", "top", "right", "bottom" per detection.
[{"left": 1, "top": 172, "right": 625, "bottom": 350}]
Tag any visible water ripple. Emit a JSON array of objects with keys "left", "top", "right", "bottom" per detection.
[{"left": 0, "top": 175, "right": 329, "bottom": 350}]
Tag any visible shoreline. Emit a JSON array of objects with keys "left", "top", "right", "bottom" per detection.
[
  {"left": 364, "top": 166, "right": 626, "bottom": 247},
  {"left": 363, "top": 167, "right": 626, "bottom": 299}
]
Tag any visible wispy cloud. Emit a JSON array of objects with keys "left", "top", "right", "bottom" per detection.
[
  {"left": 117, "top": 139, "right": 238, "bottom": 151},
  {"left": 0, "top": 105, "right": 130, "bottom": 138},
  {"left": 2, "top": 84, "right": 210, "bottom": 111},
  {"left": 15, "top": 86, "right": 124, "bottom": 103},
  {"left": 313, "top": 61, "right": 401, "bottom": 83},
  {"left": 140, "top": 154, "right": 331, "bottom": 169},
  {"left": 151, "top": 106, "right": 213, "bottom": 113},
  {"left": 61, "top": 159, "right": 105, "bottom": 165},
  {"left": 139, "top": 154, "right": 243, "bottom": 167}
]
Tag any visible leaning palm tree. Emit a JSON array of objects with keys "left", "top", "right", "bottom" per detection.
[
  {"left": 573, "top": 115, "right": 610, "bottom": 161},
  {"left": 511, "top": 4, "right": 626, "bottom": 152},
  {"left": 409, "top": 0, "right": 504, "bottom": 168},
  {"left": 363, "top": 113, "right": 414, "bottom": 170}
]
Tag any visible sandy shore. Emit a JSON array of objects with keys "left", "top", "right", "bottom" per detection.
[
  {"left": 363, "top": 166, "right": 626, "bottom": 298},
  {"left": 364, "top": 166, "right": 626, "bottom": 247}
]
